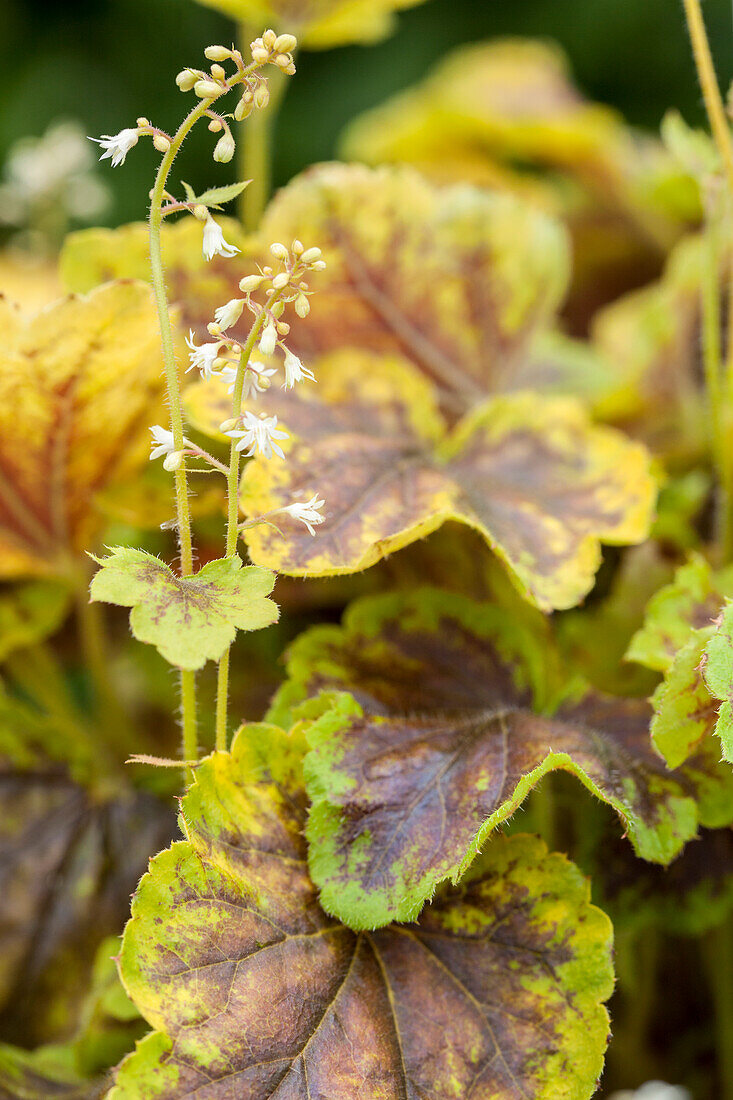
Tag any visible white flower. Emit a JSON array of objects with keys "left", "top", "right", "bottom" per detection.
[
  {"left": 149, "top": 425, "right": 176, "bottom": 460},
  {"left": 202, "top": 214, "right": 240, "bottom": 261},
  {"left": 185, "top": 330, "right": 221, "bottom": 379},
  {"left": 214, "top": 298, "right": 245, "bottom": 330},
  {"left": 258, "top": 319, "right": 277, "bottom": 356},
  {"left": 224, "top": 411, "right": 288, "bottom": 459},
  {"left": 282, "top": 347, "right": 315, "bottom": 389},
  {"left": 220, "top": 362, "right": 276, "bottom": 399},
  {"left": 89, "top": 127, "right": 139, "bottom": 168},
  {"left": 281, "top": 494, "right": 325, "bottom": 536}
]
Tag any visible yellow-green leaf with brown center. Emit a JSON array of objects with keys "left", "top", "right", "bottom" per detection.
[{"left": 110, "top": 722, "right": 614, "bottom": 1100}]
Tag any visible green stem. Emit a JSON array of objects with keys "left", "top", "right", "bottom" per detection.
[
  {"left": 149, "top": 101, "right": 213, "bottom": 763},
  {"left": 239, "top": 21, "right": 287, "bottom": 230},
  {"left": 214, "top": 290, "right": 283, "bottom": 750}
]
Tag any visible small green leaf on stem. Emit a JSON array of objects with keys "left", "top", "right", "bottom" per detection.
[{"left": 89, "top": 548, "right": 278, "bottom": 670}]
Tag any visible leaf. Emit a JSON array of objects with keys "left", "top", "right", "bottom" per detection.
[
  {"left": 627, "top": 554, "right": 733, "bottom": 672},
  {"left": 626, "top": 556, "right": 733, "bottom": 767},
  {"left": 661, "top": 109, "right": 720, "bottom": 182},
  {"left": 191, "top": 0, "right": 429, "bottom": 49},
  {"left": 89, "top": 549, "right": 278, "bottom": 671},
  {"left": 702, "top": 603, "right": 733, "bottom": 763},
  {"left": 0, "top": 581, "right": 70, "bottom": 663},
  {"left": 195, "top": 181, "right": 251, "bottom": 207},
  {"left": 218, "top": 350, "right": 655, "bottom": 610},
  {"left": 256, "top": 162, "right": 572, "bottom": 419},
  {"left": 60, "top": 216, "right": 251, "bottom": 296},
  {"left": 0, "top": 283, "right": 169, "bottom": 580},
  {"left": 271, "top": 588, "right": 733, "bottom": 927},
  {"left": 341, "top": 40, "right": 697, "bottom": 332},
  {"left": 110, "top": 723, "right": 614, "bottom": 1099},
  {"left": 0, "top": 772, "right": 173, "bottom": 1048},
  {"left": 0, "top": 1044, "right": 96, "bottom": 1099}
]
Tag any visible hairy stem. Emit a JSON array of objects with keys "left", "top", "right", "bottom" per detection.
[
  {"left": 238, "top": 21, "right": 287, "bottom": 230},
  {"left": 214, "top": 291, "right": 282, "bottom": 750},
  {"left": 149, "top": 100, "right": 213, "bottom": 763},
  {"left": 683, "top": 0, "right": 733, "bottom": 559}
]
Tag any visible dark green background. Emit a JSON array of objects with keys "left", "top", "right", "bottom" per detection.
[{"left": 2, "top": 0, "right": 733, "bottom": 225}]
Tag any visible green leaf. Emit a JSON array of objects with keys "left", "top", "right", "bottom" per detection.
[
  {"left": 273, "top": 589, "right": 733, "bottom": 927},
  {"left": 703, "top": 602, "right": 733, "bottom": 762},
  {"left": 661, "top": 109, "right": 720, "bottom": 182},
  {"left": 194, "top": 180, "right": 251, "bottom": 207},
  {"left": 650, "top": 629, "right": 718, "bottom": 768},
  {"left": 110, "top": 724, "right": 613, "bottom": 1099},
  {"left": 180, "top": 180, "right": 197, "bottom": 205},
  {"left": 89, "top": 549, "right": 278, "bottom": 670}
]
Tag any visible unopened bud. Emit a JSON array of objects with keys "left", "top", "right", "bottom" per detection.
[
  {"left": 276, "top": 320, "right": 290, "bottom": 335},
  {"left": 311, "top": 260, "right": 327, "bottom": 271},
  {"left": 214, "top": 356, "right": 230, "bottom": 370},
  {"left": 275, "top": 53, "right": 292, "bottom": 71},
  {"left": 210, "top": 63, "right": 226, "bottom": 81},
  {"left": 220, "top": 418, "right": 238, "bottom": 432},
  {"left": 292, "top": 239, "right": 304, "bottom": 255},
  {"left": 234, "top": 97, "right": 253, "bottom": 121},
  {"left": 213, "top": 132, "right": 236, "bottom": 163},
  {"left": 294, "top": 293, "right": 310, "bottom": 318},
  {"left": 192, "top": 204, "right": 209, "bottom": 221},
  {"left": 208, "top": 118, "right": 223, "bottom": 132},
  {"left": 254, "top": 84, "right": 270, "bottom": 110},
  {"left": 163, "top": 450, "right": 184, "bottom": 471},
  {"left": 259, "top": 319, "right": 277, "bottom": 356},
  {"left": 259, "top": 373, "right": 273, "bottom": 390},
  {"left": 274, "top": 33, "right": 297, "bottom": 53},
  {"left": 176, "top": 69, "right": 198, "bottom": 91},
  {"left": 300, "top": 246, "right": 322, "bottom": 264},
  {"left": 153, "top": 133, "right": 171, "bottom": 154},
  {"left": 251, "top": 46, "right": 269, "bottom": 64},
  {"left": 194, "top": 79, "right": 223, "bottom": 99},
  {"left": 270, "top": 242, "right": 289, "bottom": 261},
  {"left": 207, "top": 322, "right": 223, "bottom": 336},
  {"left": 205, "top": 45, "right": 232, "bottom": 62},
  {"left": 136, "top": 116, "right": 150, "bottom": 128},
  {"left": 239, "top": 274, "right": 263, "bottom": 293},
  {"left": 262, "top": 29, "right": 277, "bottom": 49},
  {"left": 271, "top": 300, "right": 285, "bottom": 318},
  {"left": 272, "top": 272, "right": 290, "bottom": 290}
]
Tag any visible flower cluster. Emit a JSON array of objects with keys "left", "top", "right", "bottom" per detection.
[{"left": 149, "top": 237, "right": 327, "bottom": 538}]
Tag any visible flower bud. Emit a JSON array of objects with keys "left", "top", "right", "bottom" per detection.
[
  {"left": 259, "top": 319, "right": 277, "bottom": 356},
  {"left": 271, "top": 300, "right": 285, "bottom": 318},
  {"left": 220, "top": 418, "right": 238, "bottom": 432},
  {"left": 300, "top": 246, "right": 322, "bottom": 264},
  {"left": 272, "top": 272, "right": 290, "bottom": 290},
  {"left": 153, "top": 133, "right": 171, "bottom": 153},
  {"left": 213, "top": 132, "right": 236, "bottom": 163},
  {"left": 276, "top": 320, "right": 290, "bottom": 335},
  {"left": 275, "top": 53, "right": 292, "bottom": 71},
  {"left": 192, "top": 204, "right": 209, "bottom": 221},
  {"left": 136, "top": 116, "right": 150, "bottom": 128},
  {"left": 292, "top": 239, "right": 304, "bottom": 255},
  {"left": 251, "top": 46, "right": 269, "bottom": 64},
  {"left": 194, "top": 79, "right": 222, "bottom": 99},
  {"left": 254, "top": 84, "right": 270, "bottom": 110},
  {"left": 311, "top": 260, "right": 327, "bottom": 271},
  {"left": 208, "top": 118, "right": 223, "bottom": 132},
  {"left": 274, "top": 33, "right": 297, "bottom": 53},
  {"left": 270, "top": 242, "right": 289, "bottom": 261},
  {"left": 207, "top": 322, "right": 223, "bottom": 336},
  {"left": 205, "top": 45, "right": 232, "bottom": 61},
  {"left": 294, "top": 293, "right": 310, "bottom": 318},
  {"left": 210, "top": 63, "right": 226, "bottom": 81},
  {"left": 176, "top": 69, "right": 199, "bottom": 91},
  {"left": 234, "top": 97, "right": 253, "bottom": 122},
  {"left": 214, "top": 356, "right": 231, "bottom": 370},
  {"left": 163, "top": 450, "right": 184, "bottom": 471},
  {"left": 239, "top": 274, "right": 263, "bottom": 293},
  {"left": 262, "top": 29, "right": 277, "bottom": 49}
]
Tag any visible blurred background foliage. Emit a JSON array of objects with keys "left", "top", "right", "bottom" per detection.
[{"left": 2, "top": 0, "right": 732, "bottom": 228}]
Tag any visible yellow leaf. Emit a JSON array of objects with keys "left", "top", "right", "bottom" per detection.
[{"left": 0, "top": 282, "right": 169, "bottom": 579}]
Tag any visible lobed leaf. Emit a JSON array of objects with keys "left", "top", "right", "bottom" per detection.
[
  {"left": 110, "top": 723, "right": 613, "bottom": 1099},
  {"left": 89, "top": 549, "right": 278, "bottom": 671},
  {"left": 0, "top": 283, "right": 169, "bottom": 579},
  {"left": 220, "top": 350, "right": 655, "bottom": 610},
  {"left": 702, "top": 603, "right": 733, "bottom": 763},
  {"left": 271, "top": 588, "right": 733, "bottom": 927}
]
